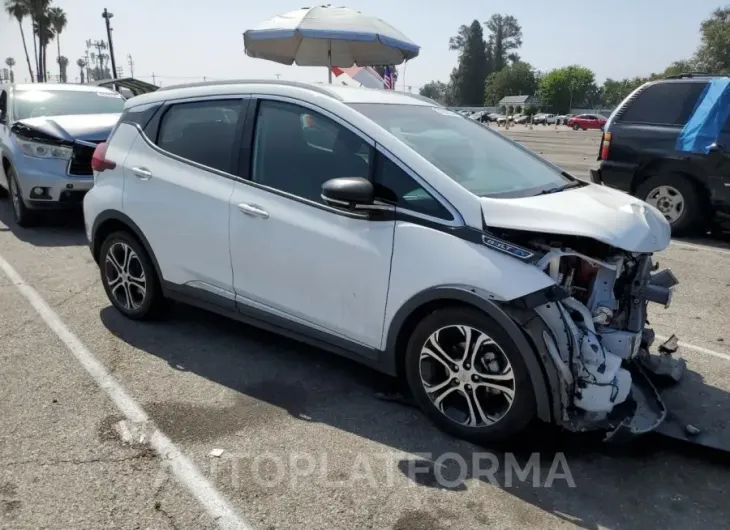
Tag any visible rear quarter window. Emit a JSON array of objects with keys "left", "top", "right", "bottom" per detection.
[{"left": 618, "top": 82, "right": 708, "bottom": 126}]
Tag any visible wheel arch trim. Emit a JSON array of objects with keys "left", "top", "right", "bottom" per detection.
[
  {"left": 384, "top": 285, "right": 553, "bottom": 422},
  {"left": 91, "top": 210, "right": 166, "bottom": 294}
]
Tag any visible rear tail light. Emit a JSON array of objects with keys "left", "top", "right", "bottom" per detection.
[
  {"left": 91, "top": 142, "right": 116, "bottom": 172},
  {"left": 599, "top": 132, "right": 612, "bottom": 160}
]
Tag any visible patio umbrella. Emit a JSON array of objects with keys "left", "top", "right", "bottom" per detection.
[{"left": 243, "top": 6, "right": 420, "bottom": 83}]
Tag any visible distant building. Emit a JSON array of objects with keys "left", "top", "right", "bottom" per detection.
[{"left": 498, "top": 95, "right": 539, "bottom": 108}]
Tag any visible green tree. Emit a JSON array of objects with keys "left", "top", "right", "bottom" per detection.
[
  {"left": 694, "top": 6, "right": 730, "bottom": 73},
  {"left": 76, "top": 57, "right": 86, "bottom": 83},
  {"left": 29, "top": 0, "right": 54, "bottom": 82},
  {"left": 5, "top": 57, "right": 15, "bottom": 82},
  {"left": 484, "top": 61, "right": 537, "bottom": 105},
  {"left": 48, "top": 6, "right": 66, "bottom": 82},
  {"left": 449, "top": 20, "right": 489, "bottom": 105},
  {"left": 538, "top": 65, "right": 598, "bottom": 113},
  {"left": 57, "top": 55, "right": 67, "bottom": 82},
  {"left": 4, "top": 0, "right": 34, "bottom": 82},
  {"left": 419, "top": 81, "right": 449, "bottom": 103},
  {"left": 484, "top": 14, "right": 523, "bottom": 73}
]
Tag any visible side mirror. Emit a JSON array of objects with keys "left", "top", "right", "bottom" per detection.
[{"left": 321, "top": 177, "right": 374, "bottom": 208}]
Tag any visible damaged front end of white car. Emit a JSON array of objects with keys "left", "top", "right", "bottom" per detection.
[{"left": 482, "top": 201, "right": 683, "bottom": 441}]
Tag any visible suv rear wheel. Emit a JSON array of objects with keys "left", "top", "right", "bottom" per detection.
[
  {"left": 99, "top": 231, "right": 166, "bottom": 320},
  {"left": 636, "top": 173, "right": 705, "bottom": 235},
  {"left": 404, "top": 307, "right": 536, "bottom": 443}
]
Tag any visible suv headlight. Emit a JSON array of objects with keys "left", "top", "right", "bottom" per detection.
[{"left": 17, "top": 139, "right": 73, "bottom": 160}]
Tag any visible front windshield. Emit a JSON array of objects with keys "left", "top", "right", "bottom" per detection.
[
  {"left": 350, "top": 103, "right": 573, "bottom": 198},
  {"left": 13, "top": 89, "right": 125, "bottom": 121}
]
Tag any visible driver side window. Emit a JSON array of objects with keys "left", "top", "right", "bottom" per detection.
[{"left": 251, "top": 100, "right": 372, "bottom": 204}]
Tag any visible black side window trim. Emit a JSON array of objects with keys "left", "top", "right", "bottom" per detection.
[
  {"left": 373, "top": 150, "right": 455, "bottom": 222},
  {"left": 141, "top": 97, "right": 250, "bottom": 177}
]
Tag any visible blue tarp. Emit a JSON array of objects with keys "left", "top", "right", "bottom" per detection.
[{"left": 676, "top": 77, "right": 730, "bottom": 154}]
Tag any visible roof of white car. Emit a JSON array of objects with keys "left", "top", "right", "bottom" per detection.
[
  {"left": 7, "top": 83, "right": 117, "bottom": 93},
  {"left": 127, "top": 79, "right": 439, "bottom": 108}
]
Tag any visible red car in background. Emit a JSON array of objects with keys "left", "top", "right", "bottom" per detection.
[{"left": 567, "top": 114, "right": 607, "bottom": 130}]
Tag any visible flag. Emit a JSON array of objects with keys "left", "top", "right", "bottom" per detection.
[{"left": 383, "top": 66, "right": 395, "bottom": 90}]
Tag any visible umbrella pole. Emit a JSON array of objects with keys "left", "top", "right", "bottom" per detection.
[{"left": 328, "top": 40, "right": 332, "bottom": 84}]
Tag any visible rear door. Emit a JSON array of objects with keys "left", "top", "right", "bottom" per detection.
[
  {"left": 705, "top": 116, "right": 730, "bottom": 211},
  {"left": 122, "top": 96, "right": 249, "bottom": 298}
]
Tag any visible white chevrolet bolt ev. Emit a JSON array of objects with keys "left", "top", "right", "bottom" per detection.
[{"left": 83, "top": 80, "right": 679, "bottom": 443}]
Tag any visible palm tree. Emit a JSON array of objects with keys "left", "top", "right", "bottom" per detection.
[
  {"left": 4, "top": 0, "right": 34, "bottom": 82},
  {"left": 47, "top": 6, "right": 65, "bottom": 81},
  {"left": 28, "top": 0, "right": 51, "bottom": 81},
  {"left": 76, "top": 57, "right": 86, "bottom": 83},
  {"left": 57, "top": 55, "right": 67, "bottom": 83},
  {"left": 5, "top": 57, "right": 16, "bottom": 82}
]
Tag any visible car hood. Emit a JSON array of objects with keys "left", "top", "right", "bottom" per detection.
[
  {"left": 14, "top": 113, "right": 120, "bottom": 142},
  {"left": 479, "top": 183, "right": 672, "bottom": 253}
]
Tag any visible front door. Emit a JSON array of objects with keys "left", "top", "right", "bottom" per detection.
[{"left": 228, "top": 98, "right": 395, "bottom": 350}]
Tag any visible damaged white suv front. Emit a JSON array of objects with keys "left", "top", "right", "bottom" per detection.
[
  {"left": 355, "top": 101, "right": 683, "bottom": 444},
  {"left": 478, "top": 183, "right": 682, "bottom": 441}
]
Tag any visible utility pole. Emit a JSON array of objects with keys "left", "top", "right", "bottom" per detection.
[
  {"left": 274, "top": 74, "right": 281, "bottom": 79},
  {"left": 152, "top": 73, "right": 156, "bottom": 85},
  {"left": 127, "top": 54, "right": 134, "bottom": 78},
  {"left": 102, "top": 9, "right": 117, "bottom": 79}
]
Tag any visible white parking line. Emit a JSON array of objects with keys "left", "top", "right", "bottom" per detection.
[
  {"left": 0, "top": 252, "right": 252, "bottom": 530},
  {"left": 670, "top": 240, "right": 730, "bottom": 255},
  {"left": 655, "top": 334, "right": 730, "bottom": 362}
]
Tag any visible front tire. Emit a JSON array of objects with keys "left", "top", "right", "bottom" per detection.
[
  {"left": 572, "top": 123, "right": 580, "bottom": 130},
  {"left": 404, "top": 307, "right": 536, "bottom": 443},
  {"left": 636, "top": 173, "right": 706, "bottom": 235},
  {"left": 7, "top": 167, "right": 35, "bottom": 227},
  {"left": 99, "top": 231, "right": 166, "bottom": 320}
]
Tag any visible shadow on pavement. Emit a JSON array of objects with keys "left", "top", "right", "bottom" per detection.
[
  {"left": 0, "top": 202, "right": 87, "bottom": 247},
  {"left": 674, "top": 230, "right": 730, "bottom": 251},
  {"left": 100, "top": 302, "right": 730, "bottom": 530}
]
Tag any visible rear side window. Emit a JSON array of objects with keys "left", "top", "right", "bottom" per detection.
[
  {"left": 619, "top": 82, "right": 708, "bottom": 126},
  {"left": 156, "top": 99, "right": 244, "bottom": 173}
]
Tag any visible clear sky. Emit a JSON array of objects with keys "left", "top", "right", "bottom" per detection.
[{"left": 0, "top": 0, "right": 721, "bottom": 88}]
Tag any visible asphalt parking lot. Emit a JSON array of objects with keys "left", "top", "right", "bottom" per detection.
[{"left": 1, "top": 126, "right": 730, "bottom": 530}]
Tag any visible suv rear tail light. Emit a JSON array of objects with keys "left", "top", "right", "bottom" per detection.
[
  {"left": 91, "top": 142, "right": 116, "bottom": 172},
  {"left": 599, "top": 132, "right": 612, "bottom": 160}
]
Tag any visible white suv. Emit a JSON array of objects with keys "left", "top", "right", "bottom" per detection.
[{"left": 84, "top": 80, "right": 680, "bottom": 443}]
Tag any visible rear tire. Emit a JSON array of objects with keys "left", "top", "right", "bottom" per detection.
[
  {"left": 99, "top": 231, "right": 167, "bottom": 320},
  {"left": 404, "top": 307, "right": 536, "bottom": 443},
  {"left": 636, "top": 173, "right": 706, "bottom": 235}
]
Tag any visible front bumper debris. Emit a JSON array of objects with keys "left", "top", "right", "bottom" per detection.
[{"left": 604, "top": 359, "right": 667, "bottom": 443}]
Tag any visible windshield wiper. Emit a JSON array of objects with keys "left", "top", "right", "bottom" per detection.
[{"left": 537, "top": 180, "right": 584, "bottom": 195}]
